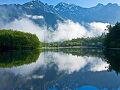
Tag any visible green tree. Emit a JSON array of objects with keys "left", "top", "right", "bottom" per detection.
[
  {"left": 0, "top": 29, "right": 41, "bottom": 50},
  {"left": 104, "top": 23, "right": 120, "bottom": 48}
]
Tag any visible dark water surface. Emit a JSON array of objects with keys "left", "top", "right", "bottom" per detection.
[{"left": 0, "top": 49, "right": 120, "bottom": 90}]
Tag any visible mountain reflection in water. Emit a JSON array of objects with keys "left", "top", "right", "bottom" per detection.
[{"left": 0, "top": 48, "right": 120, "bottom": 90}]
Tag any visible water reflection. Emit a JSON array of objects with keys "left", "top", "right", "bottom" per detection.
[
  {"left": 0, "top": 49, "right": 120, "bottom": 90},
  {"left": 42, "top": 52, "right": 108, "bottom": 73},
  {"left": 104, "top": 49, "right": 120, "bottom": 74},
  {"left": 0, "top": 49, "right": 40, "bottom": 67}
]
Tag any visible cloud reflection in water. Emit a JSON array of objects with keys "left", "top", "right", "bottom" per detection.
[{"left": 0, "top": 52, "right": 109, "bottom": 75}]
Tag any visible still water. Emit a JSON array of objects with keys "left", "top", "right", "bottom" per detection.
[{"left": 0, "top": 49, "right": 120, "bottom": 90}]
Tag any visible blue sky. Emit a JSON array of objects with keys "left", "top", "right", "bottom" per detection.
[{"left": 0, "top": 0, "right": 120, "bottom": 7}]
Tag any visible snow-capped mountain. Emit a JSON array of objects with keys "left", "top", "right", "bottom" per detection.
[
  {"left": 55, "top": 2, "right": 120, "bottom": 24},
  {"left": 0, "top": 0, "right": 120, "bottom": 28},
  {"left": 0, "top": 0, "right": 63, "bottom": 28}
]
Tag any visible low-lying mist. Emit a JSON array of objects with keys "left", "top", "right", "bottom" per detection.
[{"left": 0, "top": 18, "right": 109, "bottom": 42}]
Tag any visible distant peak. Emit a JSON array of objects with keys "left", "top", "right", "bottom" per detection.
[
  {"left": 106, "top": 3, "right": 118, "bottom": 6},
  {"left": 23, "top": 0, "right": 44, "bottom": 7},
  {"left": 32, "top": 0, "right": 38, "bottom": 1},
  {"left": 55, "top": 2, "right": 79, "bottom": 8},
  {"left": 96, "top": 3, "right": 104, "bottom": 7},
  {"left": 31, "top": 0, "right": 43, "bottom": 3},
  {"left": 32, "top": 0, "right": 41, "bottom": 2},
  {"left": 57, "top": 2, "right": 69, "bottom": 6},
  {"left": 94, "top": 3, "right": 119, "bottom": 8}
]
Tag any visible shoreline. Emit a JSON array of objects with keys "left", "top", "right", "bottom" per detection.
[
  {"left": 42, "top": 46, "right": 104, "bottom": 49},
  {"left": 42, "top": 46, "right": 120, "bottom": 50}
]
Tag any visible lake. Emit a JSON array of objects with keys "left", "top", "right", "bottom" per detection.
[{"left": 0, "top": 48, "right": 120, "bottom": 90}]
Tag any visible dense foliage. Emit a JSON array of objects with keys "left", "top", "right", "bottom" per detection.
[
  {"left": 0, "top": 30, "right": 41, "bottom": 50},
  {"left": 45, "top": 36, "right": 104, "bottom": 48},
  {"left": 104, "top": 23, "right": 120, "bottom": 48}
]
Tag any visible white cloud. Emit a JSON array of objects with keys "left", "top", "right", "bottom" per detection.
[
  {"left": 0, "top": 18, "right": 109, "bottom": 42},
  {"left": 87, "top": 22, "right": 109, "bottom": 37},
  {"left": 49, "top": 20, "right": 109, "bottom": 42},
  {"left": 0, "top": 18, "right": 48, "bottom": 41},
  {"left": 51, "top": 20, "right": 88, "bottom": 41}
]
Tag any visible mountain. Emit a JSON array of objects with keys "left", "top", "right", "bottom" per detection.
[
  {"left": 0, "top": 0, "right": 120, "bottom": 29},
  {"left": 55, "top": 2, "right": 120, "bottom": 24},
  {"left": 55, "top": 2, "right": 87, "bottom": 23},
  {"left": 0, "top": 0, "right": 63, "bottom": 28}
]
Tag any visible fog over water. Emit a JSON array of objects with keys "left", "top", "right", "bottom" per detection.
[{"left": 0, "top": 17, "right": 109, "bottom": 42}]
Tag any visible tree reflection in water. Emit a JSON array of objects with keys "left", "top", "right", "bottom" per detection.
[
  {"left": 0, "top": 49, "right": 40, "bottom": 67},
  {"left": 104, "top": 49, "right": 120, "bottom": 74}
]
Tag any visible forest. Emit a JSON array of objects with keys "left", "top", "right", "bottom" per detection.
[
  {"left": 0, "top": 29, "right": 41, "bottom": 50},
  {"left": 104, "top": 23, "right": 120, "bottom": 48}
]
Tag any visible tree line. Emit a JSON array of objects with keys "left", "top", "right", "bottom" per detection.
[
  {"left": 0, "top": 29, "right": 41, "bottom": 50},
  {"left": 45, "top": 36, "right": 105, "bottom": 48},
  {"left": 104, "top": 23, "right": 120, "bottom": 48}
]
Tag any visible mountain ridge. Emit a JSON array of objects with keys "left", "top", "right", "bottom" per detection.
[{"left": 0, "top": 0, "right": 120, "bottom": 28}]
